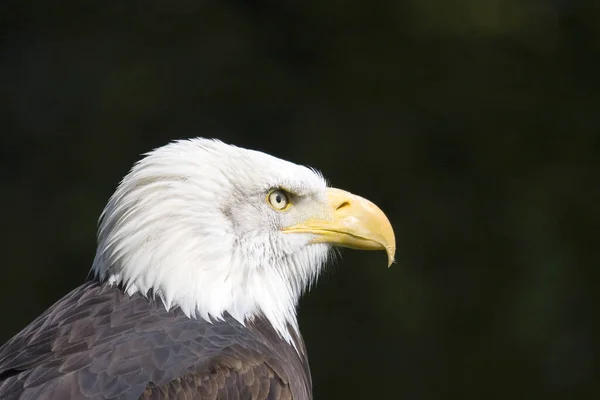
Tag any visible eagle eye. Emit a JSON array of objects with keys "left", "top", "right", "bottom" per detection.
[{"left": 267, "top": 189, "right": 290, "bottom": 211}]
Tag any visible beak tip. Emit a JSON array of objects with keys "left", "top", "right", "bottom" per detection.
[{"left": 386, "top": 245, "right": 396, "bottom": 268}]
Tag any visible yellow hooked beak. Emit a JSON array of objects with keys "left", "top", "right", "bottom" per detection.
[{"left": 283, "top": 188, "right": 396, "bottom": 266}]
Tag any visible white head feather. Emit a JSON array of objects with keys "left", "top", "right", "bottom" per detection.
[{"left": 91, "top": 138, "right": 331, "bottom": 344}]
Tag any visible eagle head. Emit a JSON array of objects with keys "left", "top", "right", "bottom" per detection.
[{"left": 91, "top": 138, "right": 395, "bottom": 343}]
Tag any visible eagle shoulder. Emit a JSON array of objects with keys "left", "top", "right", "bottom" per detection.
[{"left": 0, "top": 282, "right": 311, "bottom": 400}]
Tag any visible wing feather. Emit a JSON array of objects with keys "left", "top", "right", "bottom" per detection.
[{"left": 0, "top": 281, "right": 310, "bottom": 399}]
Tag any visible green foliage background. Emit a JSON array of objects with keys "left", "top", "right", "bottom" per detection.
[{"left": 1, "top": 1, "right": 598, "bottom": 398}]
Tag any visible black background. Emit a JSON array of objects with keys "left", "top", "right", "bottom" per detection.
[{"left": 1, "top": 1, "right": 598, "bottom": 399}]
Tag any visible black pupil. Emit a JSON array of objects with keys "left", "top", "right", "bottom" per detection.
[{"left": 276, "top": 194, "right": 282, "bottom": 203}]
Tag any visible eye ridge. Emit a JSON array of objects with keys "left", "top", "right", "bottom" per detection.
[{"left": 267, "top": 188, "right": 292, "bottom": 211}]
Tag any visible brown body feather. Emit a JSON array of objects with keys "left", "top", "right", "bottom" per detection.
[{"left": 0, "top": 282, "right": 311, "bottom": 400}]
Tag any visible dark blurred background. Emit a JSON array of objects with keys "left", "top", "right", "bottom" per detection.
[{"left": 1, "top": 1, "right": 599, "bottom": 399}]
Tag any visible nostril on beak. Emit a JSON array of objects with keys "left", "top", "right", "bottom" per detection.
[{"left": 336, "top": 201, "right": 350, "bottom": 211}]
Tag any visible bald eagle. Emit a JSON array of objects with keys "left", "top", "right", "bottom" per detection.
[{"left": 0, "top": 138, "right": 395, "bottom": 399}]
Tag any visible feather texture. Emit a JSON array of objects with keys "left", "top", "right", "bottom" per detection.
[
  {"left": 91, "top": 138, "right": 330, "bottom": 344},
  {"left": 0, "top": 138, "right": 338, "bottom": 399},
  {"left": 0, "top": 281, "right": 311, "bottom": 400}
]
